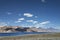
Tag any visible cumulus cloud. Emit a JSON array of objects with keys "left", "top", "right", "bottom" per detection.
[
  {"left": 18, "top": 18, "right": 25, "bottom": 21},
  {"left": 15, "top": 21, "right": 21, "bottom": 23},
  {"left": 26, "top": 20, "right": 38, "bottom": 24},
  {"left": 26, "top": 20, "right": 34, "bottom": 22},
  {"left": 34, "top": 21, "right": 50, "bottom": 28},
  {"left": 24, "top": 13, "right": 33, "bottom": 17},
  {"left": 40, "top": 21, "right": 50, "bottom": 25},
  {"left": 33, "top": 21, "right": 38, "bottom": 24},
  {"left": 15, "top": 18, "right": 25, "bottom": 23}
]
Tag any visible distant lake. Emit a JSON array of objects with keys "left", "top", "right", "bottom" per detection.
[{"left": 0, "top": 32, "right": 50, "bottom": 36}]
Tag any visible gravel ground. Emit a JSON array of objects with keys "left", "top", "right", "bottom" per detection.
[{"left": 0, "top": 37, "right": 60, "bottom": 40}]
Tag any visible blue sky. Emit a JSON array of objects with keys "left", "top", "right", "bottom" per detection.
[{"left": 0, "top": 0, "right": 60, "bottom": 29}]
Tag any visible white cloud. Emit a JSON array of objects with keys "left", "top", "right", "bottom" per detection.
[
  {"left": 34, "top": 21, "right": 50, "bottom": 28},
  {"left": 33, "top": 21, "right": 38, "bottom": 24},
  {"left": 15, "top": 21, "right": 21, "bottom": 23},
  {"left": 26, "top": 20, "right": 34, "bottom": 22},
  {"left": 0, "top": 22, "right": 7, "bottom": 26},
  {"left": 26, "top": 20, "right": 38, "bottom": 24},
  {"left": 7, "top": 12, "right": 12, "bottom": 15},
  {"left": 24, "top": 13, "right": 33, "bottom": 17},
  {"left": 15, "top": 18, "right": 24, "bottom": 23},
  {"left": 18, "top": 18, "right": 25, "bottom": 21},
  {"left": 35, "top": 16, "right": 38, "bottom": 18},
  {"left": 41, "top": 0, "right": 45, "bottom": 3},
  {"left": 40, "top": 21, "right": 50, "bottom": 25}
]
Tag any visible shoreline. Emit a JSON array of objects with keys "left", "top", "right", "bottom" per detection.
[{"left": 0, "top": 33, "right": 60, "bottom": 40}]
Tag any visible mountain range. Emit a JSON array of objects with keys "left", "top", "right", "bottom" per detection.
[{"left": 0, "top": 26, "right": 60, "bottom": 33}]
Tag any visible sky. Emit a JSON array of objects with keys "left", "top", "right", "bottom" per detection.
[{"left": 0, "top": 0, "right": 60, "bottom": 29}]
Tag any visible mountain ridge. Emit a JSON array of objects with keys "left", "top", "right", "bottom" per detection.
[{"left": 0, "top": 26, "right": 59, "bottom": 33}]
